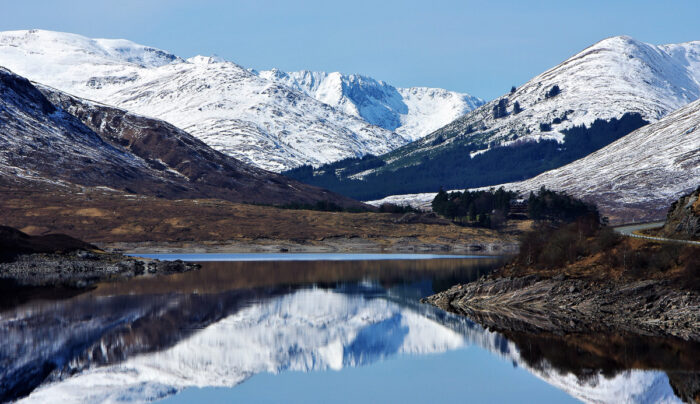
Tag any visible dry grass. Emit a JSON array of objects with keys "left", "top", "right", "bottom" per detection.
[{"left": 0, "top": 186, "right": 514, "bottom": 245}]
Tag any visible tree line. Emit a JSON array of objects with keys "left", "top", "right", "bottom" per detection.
[{"left": 431, "top": 187, "right": 518, "bottom": 228}]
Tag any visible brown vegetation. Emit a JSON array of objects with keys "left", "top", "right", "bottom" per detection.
[
  {"left": 504, "top": 217, "right": 700, "bottom": 290},
  {"left": 0, "top": 185, "right": 516, "bottom": 248}
]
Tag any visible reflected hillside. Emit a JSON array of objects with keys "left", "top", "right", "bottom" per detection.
[{"left": 93, "top": 257, "right": 503, "bottom": 297}]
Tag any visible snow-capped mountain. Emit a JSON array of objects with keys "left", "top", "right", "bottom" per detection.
[
  {"left": 369, "top": 97, "right": 700, "bottom": 223},
  {"left": 258, "top": 69, "right": 483, "bottom": 141},
  {"left": 289, "top": 35, "right": 700, "bottom": 201},
  {"left": 392, "top": 35, "right": 700, "bottom": 164},
  {"left": 0, "top": 30, "right": 479, "bottom": 171},
  {"left": 0, "top": 66, "right": 364, "bottom": 207}
]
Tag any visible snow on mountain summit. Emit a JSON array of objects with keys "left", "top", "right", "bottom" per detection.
[
  {"left": 0, "top": 30, "right": 480, "bottom": 171},
  {"left": 411, "top": 34, "right": 700, "bottom": 157},
  {"left": 259, "top": 69, "right": 484, "bottom": 141},
  {"left": 0, "top": 29, "right": 181, "bottom": 68}
]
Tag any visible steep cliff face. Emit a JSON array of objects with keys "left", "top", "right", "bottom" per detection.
[{"left": 663, "top": 187, "right": 700, "bottom": 240}]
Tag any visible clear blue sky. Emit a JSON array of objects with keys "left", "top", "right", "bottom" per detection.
[{"left": 2, "top": 0, "right": 698, "bottom": 100}]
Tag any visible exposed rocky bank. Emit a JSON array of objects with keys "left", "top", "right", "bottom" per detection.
[
  {"left": 422, "top": 275, "right": 700, "bottom": 342},
  {"left": 0, "top": 251, "right": 199, "bottom": 288}
]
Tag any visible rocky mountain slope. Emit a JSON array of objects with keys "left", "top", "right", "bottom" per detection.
[
  {"left": 0, "top": 66, "right": 364, "bottom": 208},
  {"left": 371, "top": 98, "right": 700, "bottom": 223},
  {"left": 0, "top": 29, "right": 480, "bottom": 171},
  {"left": 287, "top": 36, "right": 700, "bottom": 200},
  {"left": 259, "top": 69, "right": 483, "bottom": 141},
  {"left": 500, "top": 99, "right": 700, "bottom": 222}
]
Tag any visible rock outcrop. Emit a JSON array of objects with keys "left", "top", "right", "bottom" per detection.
[
  {"left": 663, "top": 186, "right": 700, "bottom": 240},
  {"left": 0, "top": 226, "right": 198, "bottom": 287}
]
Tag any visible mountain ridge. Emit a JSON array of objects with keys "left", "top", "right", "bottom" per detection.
[
  {"left": 370, "top": 97, "right": 700, "bottom": 223},
  {"left": 286, "top": 35, "right": 700, "bottom": 201},
  {"left": 0, "top": 29, "right": 481, "bottom": 171},
  {"left": 0, "top": 66, "right": 366, "bottom": 208}
]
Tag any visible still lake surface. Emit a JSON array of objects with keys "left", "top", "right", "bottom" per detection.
[{"left": 2, "top": 254, "right": 698, "bottom": 403}]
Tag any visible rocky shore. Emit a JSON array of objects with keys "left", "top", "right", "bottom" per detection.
[
  {"left": 0, "top": 225, "right": 200, "bottom": 288},
  {"left": 0, "top": 251, "right": 199, "bottom": 288},
  {"left": 422, "top": 275, "right": 700, "bottom": 342}
]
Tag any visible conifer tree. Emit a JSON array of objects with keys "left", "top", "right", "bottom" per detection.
[{"left": 513, "top": 101, "right": 522, "bottom": 114}]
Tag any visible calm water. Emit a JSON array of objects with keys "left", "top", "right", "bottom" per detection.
[{"left": 2, "top": 254, "right": 698, "bottom": 403}]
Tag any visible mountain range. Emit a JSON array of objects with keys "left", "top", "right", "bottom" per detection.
[
  {"left": 0, "top": 66, "right": 363, "bottom": 208},
  {"left": 0, "top": 29, "right": 481, "bottom": 171},
  {"left": 0, "top": 30, "right": 698, "bottom": 222},
  {"left": 287, "top": 36, "right": 700, "bottom": 201}
]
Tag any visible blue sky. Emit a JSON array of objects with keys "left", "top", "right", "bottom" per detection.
[{"left": 1, "top": 0, "right": 698, "bottom": 100}]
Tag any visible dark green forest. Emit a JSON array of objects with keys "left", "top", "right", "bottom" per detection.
[
  {"left": 284, "top": 113, "right": 648, "bottom": 200},
  {"left": 431, "top": 187, "right": 518, "bottom": 228}
]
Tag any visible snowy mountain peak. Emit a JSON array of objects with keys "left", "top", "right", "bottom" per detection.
[
  {"left": 186, "top": 54, "right": 226, "bottom": 65},
  {"left": 393, "top": 34, "right": 700, "bottom": 167},
  {"left": 2, "top": 30, "right": 486, "bottom": 170},
  {"left": 259, "top": 67, "right": 484, "bottom": 141},
  {"left": 0, "top": 29, "right": 182, "bottom": 68}
]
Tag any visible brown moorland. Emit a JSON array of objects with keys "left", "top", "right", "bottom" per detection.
[{"left": 0, "top": 184, "right": 520, "bottom": 252}]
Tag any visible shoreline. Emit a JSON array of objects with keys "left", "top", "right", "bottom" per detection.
[
  {"left": 0, "top": 251, "right": 200, "bottom": 288},
  {"left": 422, "top": 274, "right": 700, "bottom": 342},
  {"left": 98, "top": 237, "right": 519, "bottom": 256},
  {"left": 0, "top": 238, "right": 517, "bottom": 290}
]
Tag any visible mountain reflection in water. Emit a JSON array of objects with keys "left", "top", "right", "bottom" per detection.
[{"left": 1, "top": 256, "right": 698, "bottom": 403}]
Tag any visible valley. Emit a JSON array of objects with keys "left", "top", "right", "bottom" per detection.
[
  {"left": 0, "top": 183, "right": 519, "bottom": 254},
  {"left": 0, "top": 16, "right": 699, "bottom": 404}
]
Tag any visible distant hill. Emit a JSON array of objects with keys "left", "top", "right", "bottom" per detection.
[{"left": 259, "top": 69, "right": 483, "bottom": 141}]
